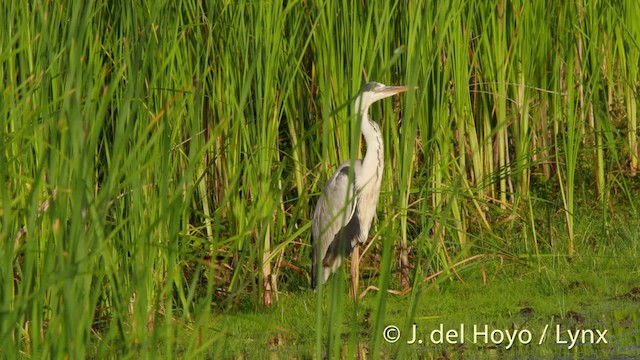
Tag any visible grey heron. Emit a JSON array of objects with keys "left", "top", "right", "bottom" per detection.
[{"left": 311, "top": 82, "right": 411, "bottom": 295}]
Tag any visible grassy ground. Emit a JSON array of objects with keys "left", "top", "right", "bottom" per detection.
[
  {"left": 209, "top": 255, "right": 639, "bottom": 359},
  {"left": 2, "top": 0, "right": 640, "bottom": 358}
]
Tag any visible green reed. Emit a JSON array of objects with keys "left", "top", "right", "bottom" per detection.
[{"left": 1, "top": 0, "right": 639, "bottom": 358}]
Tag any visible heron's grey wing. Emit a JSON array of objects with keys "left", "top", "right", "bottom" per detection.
[{"left": 311, "top": 163, "right": 360, "bottom": 288}]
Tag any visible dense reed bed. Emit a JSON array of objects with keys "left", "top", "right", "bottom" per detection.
[{"left": 2, "top": 0, "right": 639, "bottom": 357}]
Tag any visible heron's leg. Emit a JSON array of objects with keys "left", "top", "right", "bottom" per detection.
[{"left": 350, "top": 244, "right": 359, "bottom": 299}]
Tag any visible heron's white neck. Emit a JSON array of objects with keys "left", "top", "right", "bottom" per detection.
[{"left": 356, "top": 104, "right": 384, "bottom": 187}]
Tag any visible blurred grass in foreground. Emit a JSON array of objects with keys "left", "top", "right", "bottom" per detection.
[{"left": 1, "top": 0, "right": 639, "bottom": 358}]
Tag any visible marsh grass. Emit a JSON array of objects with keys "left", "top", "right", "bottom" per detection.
[{"left": 2, "top": 0, "right": 639, "bottom": 358}]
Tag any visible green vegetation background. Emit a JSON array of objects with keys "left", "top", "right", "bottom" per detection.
[{"left": 2, "top": 0, "right": 639, "bottom": 358}]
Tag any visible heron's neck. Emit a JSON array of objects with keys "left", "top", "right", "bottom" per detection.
[{"left": 358, "top": 106, "right": 384, "bottom": 185}]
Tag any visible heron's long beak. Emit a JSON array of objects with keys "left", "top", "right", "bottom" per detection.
[{"left": 377, "top": 85, "right": 414, "bottom": 95}]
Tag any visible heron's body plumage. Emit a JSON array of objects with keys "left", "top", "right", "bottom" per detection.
[{"left": 311, "top": 82, "right": 409, "bottom": 290}]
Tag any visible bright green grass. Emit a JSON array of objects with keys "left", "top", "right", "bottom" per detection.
[
  {"left": 204, "top": 244, "right": 640, "bottom": 359},
  {"left": 2, "top": 0, "right": 640, "bottom": 358}
]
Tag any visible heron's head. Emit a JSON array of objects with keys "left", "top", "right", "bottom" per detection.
[{"left": 356, "top": 82, "right": 411, "bottom": 112}]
